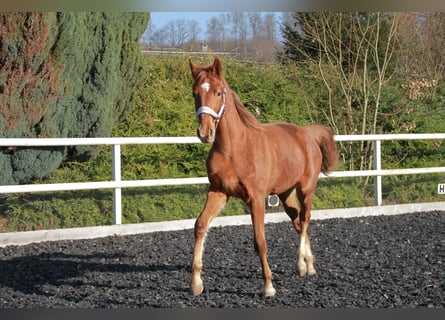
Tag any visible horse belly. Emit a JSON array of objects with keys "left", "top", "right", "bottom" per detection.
[
  {"left": 268, "top": 168, "right": 302, "bottom": 194},
  {"left": 266, "top": 144, "right": 306, "bottom": 194}
]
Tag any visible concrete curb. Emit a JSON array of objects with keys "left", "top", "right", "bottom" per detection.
[{"left": 1, "top": 201, "right": 443, "bottom": 248}]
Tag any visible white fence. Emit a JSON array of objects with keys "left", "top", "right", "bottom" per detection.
[{"left": 1, "top": 134, "right": 445, "bottom": 227}]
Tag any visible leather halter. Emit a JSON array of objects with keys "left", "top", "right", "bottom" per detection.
[{"left": 196, "top": 88, "right": 227, "bottom": 124}]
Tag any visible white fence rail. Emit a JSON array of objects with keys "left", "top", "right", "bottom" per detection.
[{"left": 1, "top": 134, "right": 445, "bottom": 226}]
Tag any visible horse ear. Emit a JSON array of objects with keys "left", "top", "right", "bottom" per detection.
[
  {"left": 212, "top": 58, "right": 222, "bottom": 77},
  {"left": 189, "top": 59, "right": 201, "bottom": 79}
]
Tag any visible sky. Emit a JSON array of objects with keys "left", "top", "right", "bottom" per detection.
[
  {"left": 148, "top": 12, "right": 285, "bottom": 40},
  {"left": 149, "top": 12, "right": 285, "bottom": 29}
]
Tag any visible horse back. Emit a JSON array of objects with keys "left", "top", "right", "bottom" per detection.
[{"left": 256, "top": 122, "right": 334, "bottom": 192}]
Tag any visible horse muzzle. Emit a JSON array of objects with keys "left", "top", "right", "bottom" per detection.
[
  {"left": 197, "top": 125, "right": 216, "bottom": 144},
  {"left": 196, "top": 105, "right": 224, "bottom": 144}
]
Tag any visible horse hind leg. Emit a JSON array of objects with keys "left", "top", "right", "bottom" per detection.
[
  {"left": 280, "top": 187, "right": 316, "bottom": 277},
  {"left": 296, "top": 187, "right": 316, "bottom": 276},
  {"left": 298, "top": 224, "right": 316, "bottom": 276}
]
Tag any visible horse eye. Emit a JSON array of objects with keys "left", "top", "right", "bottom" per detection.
[{"left": 216, "top": 92, "right": 221, "bottom": 97}]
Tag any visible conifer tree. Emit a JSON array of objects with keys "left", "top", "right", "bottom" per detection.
[{"left": 0, "top": 12, "right": 149, "bottom": 184}]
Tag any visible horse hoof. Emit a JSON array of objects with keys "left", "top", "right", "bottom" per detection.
[
  {"left": 297, "top": 264, "right": 316, "bottom": 277},
  {"left": 297, "top": 263, "right": 307, "bottom": 276},
  {"left": 264, "top": 286, "right": 276, "bottom": 298},
  {"left": 307, "top": 267, "right": 316, "bottom": 276},
  {"left": 190, "top": 282, "right": 204, "bottom": 296}
]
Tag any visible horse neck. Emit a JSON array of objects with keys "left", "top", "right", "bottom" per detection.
[{"left": 213, "top": 91, "right": 248, "bottom": 154}]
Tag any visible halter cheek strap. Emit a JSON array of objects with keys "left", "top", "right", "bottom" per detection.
[{"left": 196, "top": 88, "right": 226, "bottom": 123}]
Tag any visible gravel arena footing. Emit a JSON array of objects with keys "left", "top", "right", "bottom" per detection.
[{"left": 0, "top": 211, "right": 444, "bottom": 308}]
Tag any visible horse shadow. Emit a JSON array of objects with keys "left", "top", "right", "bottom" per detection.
[{"left": 0, "top": 250, "right": 189, "bottom": 301}]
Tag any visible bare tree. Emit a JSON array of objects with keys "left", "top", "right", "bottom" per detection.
[
  {"left": 248, "top": 12, "right": 262, "bottom": 40},
  {"left": 396, "top": 12, "right": 444, "bottom": 100},
  {"left": 206, "top": 17, "right": 220, "bottom": 50},
  {"left": 151, "top": 27, "right": 168, "bottom": 47},
  {"left": 218, "top": 13, "right": 230, "bottom": 51},
  {"left": 187, "top": 20, "right": 202, "bottom": 50},
  {"left": 230, "top": 12, "right": 243, "bottom": 49},
  {"left": 283, "top": 13, "right": 400, "bottom": 173},
  {"left": 164, "top": 19, "right": 190, "bottom": 47},
  {"left": 205, "top": 14, "right": 231, "bottom": 51},
  {"left": 145, "top": 12, "right": 282, "bottom": 57},
  {"left": 264, "top": 12, "right": 277, "bottom": 40},
  {"left": 230, "top": 12, "right": 248, "bottom": 53}
]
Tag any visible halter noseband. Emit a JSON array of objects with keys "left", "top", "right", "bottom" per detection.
[{"left": 196, "top": 88, "right": 226, "bottom": 124}]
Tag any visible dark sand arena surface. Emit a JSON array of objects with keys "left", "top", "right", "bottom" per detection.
[{"left": 0, "top": 211, "right": 444, "bottom": 308}]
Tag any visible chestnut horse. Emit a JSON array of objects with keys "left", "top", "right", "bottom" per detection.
[{"left": 189, "top": 58, "right": 338, "bottom": 297}]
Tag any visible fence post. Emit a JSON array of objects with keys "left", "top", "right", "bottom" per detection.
[
  {"left": 373, "top": 140, "right": 382, "bottom": 206},
  {"left": 112, "top": 144, "right": 122, "bottom": 224}
]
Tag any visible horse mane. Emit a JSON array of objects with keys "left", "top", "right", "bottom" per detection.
[{"left": 229, "top": 89, "right": 264, "bottom": 130}]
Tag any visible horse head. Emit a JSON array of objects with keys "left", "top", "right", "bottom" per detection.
[{"left": 189, "top": 58, "right": 227, "bottom": 144}]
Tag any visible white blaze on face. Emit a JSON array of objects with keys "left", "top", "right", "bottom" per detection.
[{"left": 201, "top": 82, "right": 211, "bottom": 92}]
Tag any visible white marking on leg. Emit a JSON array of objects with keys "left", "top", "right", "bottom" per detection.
[
  {"left": 264, "top": 282, "right": 276, "bottom": 297},
  {"left": 297, "top": 235, "right": 308, "bottom": 276},
  {"left": 201, "top": 82, "right": 211, "bottom": 92},
  {"left": 305, "top": 240, "right": 316, "bottom": 275},
  {"left": 191, "top": 232, "right": 207, "bottom": 295}
]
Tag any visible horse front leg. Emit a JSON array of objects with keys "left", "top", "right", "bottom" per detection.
[
  {"left": 190, "top": 189, "right": 227, "bottom": 296},
  {"left": 249, "top": 198, "right": 276, "bottom": 297}
]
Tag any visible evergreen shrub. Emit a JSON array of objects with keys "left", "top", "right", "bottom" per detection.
[{"left": 0, "top": 12, "right": 149, "bottom": 184}]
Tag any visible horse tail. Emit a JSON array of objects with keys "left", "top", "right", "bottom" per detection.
[{"left": 309, "top": 125, "right": 339, "bottom": 175}]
